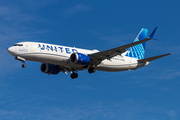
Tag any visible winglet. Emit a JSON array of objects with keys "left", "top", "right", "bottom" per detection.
[{"left": 149, "top": 27, "right": 157, "bottom": 39}]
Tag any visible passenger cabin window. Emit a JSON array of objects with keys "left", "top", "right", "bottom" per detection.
[{"left": 14, "top": 44, "right": 23, "bottom": 46}]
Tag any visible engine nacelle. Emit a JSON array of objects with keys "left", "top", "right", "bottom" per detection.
[
  {"left": 70, "top": 52, "right": 90, "bottom": 65},
  {"left": 41, "top": 63, "right": 60, "bottom": 75}
]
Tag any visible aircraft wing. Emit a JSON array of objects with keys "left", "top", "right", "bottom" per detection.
[
  {"left": 138, "top": 53, "right": 172, "bottom": 63},
  {"left": 88, "top": 37, "right": 151, "bottom": 65}
]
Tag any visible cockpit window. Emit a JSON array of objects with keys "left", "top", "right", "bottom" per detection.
[{"left": 14, "top": 44, "right": 23, "bottom": 46}]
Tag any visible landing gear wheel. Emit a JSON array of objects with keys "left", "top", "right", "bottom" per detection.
[
  {"left": 22, "top": 64, "right": 26, "bottom": 68},
  {"left": 88, "top": 67, "right": 96, "bottom": 74},
  {"left": 71, "top": 73, "right": 78, "bottom": 79}
]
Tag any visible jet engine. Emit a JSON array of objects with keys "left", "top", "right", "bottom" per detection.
[
  {"left": 70, "top": 52, "right": 90, "bottom": 65},
  {"left": 41, "top": 63, "right": 60, "bottom": 75}
]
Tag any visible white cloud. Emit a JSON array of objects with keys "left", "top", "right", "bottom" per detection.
[
  {"left": 23, "top": 0, "right": 57, "bottom": 8},
  {"left": 155, "top": 68, "right": 180, "bottom": 80},
  {"left": 167, "top": 110, "right": 177, "bottom": 120},
  {"left": 0, "top": 99, "right": 170, "bottom": 120},
  {"left": 63, "top": 4, "right": 91, "bottom": 16}
]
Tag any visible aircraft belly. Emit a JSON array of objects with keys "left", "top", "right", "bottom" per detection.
[
  {"left": 96, "top": 64, "right": 129, "bottom": 71},
  {"left": 96, "top": 60, "right": 138, "bottom": 72}
]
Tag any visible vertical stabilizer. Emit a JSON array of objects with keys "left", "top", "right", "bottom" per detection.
[{"left": 125, "top": 28, "right": 148, "bottom": 59}]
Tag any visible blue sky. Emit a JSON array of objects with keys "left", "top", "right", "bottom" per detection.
[{"left": 1, "top": 0, "right": 180, "bottom": 120}]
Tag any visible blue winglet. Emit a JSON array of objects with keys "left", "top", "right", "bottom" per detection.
[{"left": 149, "top": 27, "right": 157, "bottom": 39}]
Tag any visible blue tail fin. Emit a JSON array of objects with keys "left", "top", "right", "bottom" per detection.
[{"left": 125, "top": 28, "right": 148, "bottom": 59}]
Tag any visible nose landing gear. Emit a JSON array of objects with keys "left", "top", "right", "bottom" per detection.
[
  {"left": 15, "top": 56, "right": 26, "bottom": 68},
  {"left": 22, "top": 63, "right": 26, "bottom": 68}
]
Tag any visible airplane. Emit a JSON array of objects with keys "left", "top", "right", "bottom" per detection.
[{"left": 7, "top": 27, "right": 171, "bottom": 79}]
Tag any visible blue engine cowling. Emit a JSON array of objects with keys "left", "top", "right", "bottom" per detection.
[
  {"left": 41, "top": 63, "right": 60, "bottom": 75},
  {"left": 70, "top": 52, "right": 90, "bottom": 65}
]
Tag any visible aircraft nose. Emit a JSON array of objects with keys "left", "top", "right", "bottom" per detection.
[
  {"left": 7, "top": 47, "right": 10, "bottom": 53},
  {"left": 7, "top": 47, "right": 13, "bottom": 54}
]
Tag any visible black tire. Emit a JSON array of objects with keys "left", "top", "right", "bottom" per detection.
[
  {"left": 88, "top": 68, "right": 95, "bottom": 74},
  {"left": 22, "top": 64, "right": 26, "bottom": 68},
  {"left": 71, "top": 74, "right": 75, "bottom": 79},
  {"left": 71, "top": 73, "right": 78, "bottom": 79},
  {"left": 74, "top": 73, "right": 78, "bottom": 78},
  {"left": 88, "top": 69, "right": 92, "bottom": 73}
]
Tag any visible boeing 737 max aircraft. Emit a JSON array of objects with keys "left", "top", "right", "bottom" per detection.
[{"left": 7, "top": 27, "right": 171, "bottom": 79}]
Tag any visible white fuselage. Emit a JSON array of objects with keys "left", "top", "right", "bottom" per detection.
[{"left": 7, "top": 42, "right": 148, "bottom": 72}]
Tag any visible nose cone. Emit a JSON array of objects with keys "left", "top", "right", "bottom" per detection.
[{"left": 7, "top": 47, "right": 14, "bottom": 55}]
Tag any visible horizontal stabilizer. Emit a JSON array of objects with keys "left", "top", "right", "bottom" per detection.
[{"left": 138, "top": 53, "right": 172, "bottom": 63}]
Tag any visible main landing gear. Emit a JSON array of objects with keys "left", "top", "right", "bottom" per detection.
[
  {"left": 15, "top": 56, "right": 26, "bottom": 68},
  {"left": 71, "top": 71, "right": 78, "bottom": 79},
  {"left": 88, "top": 67, "right": 96, "bottom": 74},
  {"left": 70, "top": 67, "right": 96, "bottom": 79}
]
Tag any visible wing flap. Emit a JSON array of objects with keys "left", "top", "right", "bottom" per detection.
[{"left": 138, "top": 53, "right": 172, "bottom": 63}]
